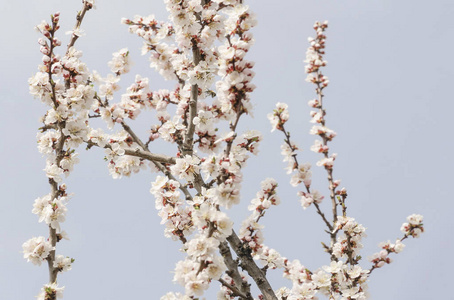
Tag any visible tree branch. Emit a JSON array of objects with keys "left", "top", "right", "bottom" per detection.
[
  {"left": 66, "top": 1, "right": 93, "bottom": 51},
  {"left": 219, "top": 241, "right": 253, "bottom": 300},
  {"left": 227, "top": 231, "right": 278, "bottom": 300}
]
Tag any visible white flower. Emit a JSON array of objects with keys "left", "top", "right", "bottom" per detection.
[
  {"left": 36, "top": 283, "right": 64, "bottom": 300},
  {"left": 316, "top": 154, "right": 337, "bottom": 169},
  {"left": 151, "top": 175, "right": 170, "bottom": 195},
  {"left": 170, "top": 155, "right": 201, "bottom": 183},
  {"left": 22, "top": 236, "right": 54, "bottom": 266},
  {"left": 291, "top": 282, "right": 317, "bottom": 299},
  {"left": 105, "top": 142, "right": 125, "bottom": 159},
  {"left": 323, "top": 260, "right": 344, "bottom": 273},
  {"left": 158, "top": 117, "right": 185, "bottom": 142},
  {"left": 187, "top": 61, "right": 215, "bottom": 88},
  {"left": 205, "top": 256, "right": 226, "bottom": 280},
  {"left": 312, "top": 269, "right": 331, "bottom": 288},
  {"left": 87, "top": 128, "right": 107, "bottom": 147},
  {"left": 53, "top": 255, "right": 73, "bottom": 272},
  {"left": 184, "top": 273, "right": 210, "bottom": 297},
  {"left": 290, "top": 163, "right": 312, "bottom": 187},
  {"left": 108, "top": 48, "right": 131, "bottom": 74},
  {"left": 62, "top": 119, "right": 88, "bottom": 140},
  {"left": 310, "top": 139, "right": 328, "bottom": 153},
  {"left": 44, "top": 163, "right": 64, "bottom": 182},
  {"left": 66, "top": 27, "right": 85, "bottom": 37},
  {"left": 193, "top": 109, "right": 214, "bottom": 133},
  {"left": 37, "top": 131, "right": 60, "bottom": 154},
  {"left": 43, "top": 197, "right": 68, "bottom": 231},
  {"left": 215, "top": 183, "right": 240, "bottom": 209},
  {"left": 347, "top": 265, "right": 363, "bottom": 279},
  {"left": 60, "top": 152, "right": 80, "bottom": 174},
  {"left": 257, "top": 247, "right": 285, "bottom": 269},
  {"left": 298, "top": 192, "right": 313, "bottom": 209},
  {"left": 394, "top": 240, "right": 405, "bottom": 253},
  {"left": 407, "top": 214, "right": 423, "bottom": 226},
  {"left": 210, "top": 210, "right": 233, "bottom": 238},
  {"left": 276, "top": 287, "right": 291, "bottom": 299},
  {"left": 186, "top": 235, "right": 219, "bottom": 259},
  {"left": 311, "top": 190, "right": 324, "bottom": 204}
]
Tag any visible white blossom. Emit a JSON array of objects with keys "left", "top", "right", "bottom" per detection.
[{"left": 22, "top": 237, "right": 54, "bottom": 266}]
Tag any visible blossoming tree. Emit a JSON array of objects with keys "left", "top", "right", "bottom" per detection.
[{"left": 24, "top": 0, "right": 424, "bottom": 299}]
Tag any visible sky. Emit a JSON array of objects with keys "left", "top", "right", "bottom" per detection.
[{"left": 1, "top": 0, "right": 453, "bottom": 299}]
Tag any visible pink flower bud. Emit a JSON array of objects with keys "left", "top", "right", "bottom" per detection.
[{"left": 40, "top": 46, "right": 50, "bottom": 55}]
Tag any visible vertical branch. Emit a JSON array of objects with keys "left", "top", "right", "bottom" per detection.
[
  {"left": 314, "top": 76, "right": 338, "bottom": 229},
  {"left": 31, "top": 1, "right": 93, "bottom": 293},
  {"left": 305, "top": 22, "right": 342, "bottom": 255},
  {"left": 182, "top": 40, "right": 202, "bottom": 156}
]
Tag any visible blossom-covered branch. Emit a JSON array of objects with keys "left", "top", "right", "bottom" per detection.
[{"left": 24, "top": 1, "right": 94, "bottom": 299}]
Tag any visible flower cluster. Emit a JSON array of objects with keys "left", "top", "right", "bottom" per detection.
[
  {"left": 174, "top": 237, "right": 227, "bottom": 296},
  {"left": 108, "top": 48, "right": 131, "bottom": 75},
  {"left": 239, "top": 178, "right": 279, "bottom": 254},
  {"left": 369, "top": 214, "right": 424, "bottom": 270},
  {"left": 368, "top": 239, "right": 405, "bottom": 269},
  {"left": 170, "top": 155, "right": 201, "bottom": 183},
  {"left": 401, "top": 214, "right": 424, "bottom": 238},
  {"left": 282, "top": 259, "right": 318, "bottom": 299},
  {"left": 215, "top": 4, "right": 257, "bottom": 120},
  {"left": 151, "top": 182, "right": 235, "bottom": 296},
  {"left": 32, "top": 192, "right": 69, "bottom": 231},
  {"left": 267, "top": 102, "right": 289, "bottom": 132},
  {"left": 333, "top": 216, "right": 367, "bottom": 260},
  {"left": 298, "top": 189, "right": 324, "bottom": 209},
  {"left": 103, "top": 131, "right": 148, "bottom": 179},
  {"left": 36, "top": 283, "right": 65, "bottom": 300},
  {"left": 150, "top": 176, "right": 193, "bottom": 241},
  {"left": 192, "top": 194, "right": 231, "bottom": 234},
  {"left": 283, "top": 259, "right": 370, "bottom": 299},
  {"left": 304, "top": 21, "right": 329, "bottom": 87}
]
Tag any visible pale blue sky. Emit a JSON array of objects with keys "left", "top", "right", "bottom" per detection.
[{"left": 1, "top": 0, "right": 453, "bottom": 299}]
